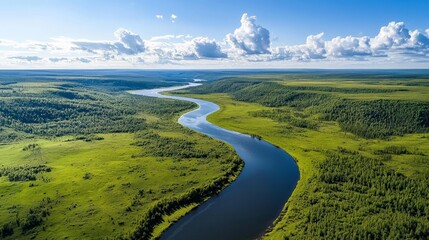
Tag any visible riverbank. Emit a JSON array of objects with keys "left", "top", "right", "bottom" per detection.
[
  {"left": 0, "top": 80, "right": 241, "bottom": 240},
  {"left": 178, "top": 75, "right": 429, "bottom": 239},
  {"left": 130, "top": 85, "right": 244, "bottom": 239},
  {"left": 173, "top": 93, "right": 314, "bottom": 239},
  {"left": 134, "top": 85, "right": 299, "bottom": 240}
]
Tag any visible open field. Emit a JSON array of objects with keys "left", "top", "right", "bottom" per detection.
[
  {"left": 0, "top": 75, "right": 242, "bottom": 239},
  {"left": 1, "top": 70, "right": 428, "bottom": 239},
  {"left": 178, "top": 73, "right": 429, "bottom": 239}
]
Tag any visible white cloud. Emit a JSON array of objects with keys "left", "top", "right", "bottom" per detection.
[
  {"left": 75, "top": 57, "right": 91, "bottom": 63},
  {"left": 270, "top": 33, "right": 325, "bottom": 61},
  {"left": 0, "top": 39, "right": 58, "bottom": 52},
  {"left": 72, "top": 41, "right": 115, "bottom": 54},
  {"left": 368, "top": 21, "right": 429, "bottom": 58},
  {"left": 407, "top": 29, "right": 429, "bottom": 56},
  {"left": 9, "top": 56, "right": 42, "bottom": 62},
  {"left": 325, "top": 36, "right": 372, "bottom": 58},
  {"left": 178, "top": 34, "right": 191, "bottom": 38},
  {"left": 190, "top": 37, "right": 227, "bottom": 58},
  {"left": 270, "top": 21, "right": 429, "bottom": 62},
  {"left": 149, "top": 35, "right": 176, "bottom": 42},
  {"left": 0, "top": 39, "right": 15, "bottom": 47},
  {"left": 114, "top": 28, "right": 145, "bottom": 54},
  {"left": 49, "top": 57, "right": 68, "bottom": 62},
  {"left": 171, "top": 14, "right": 178, "bottom": 23},
  {"left": 226, "top": 13, "right": 270, "bottom": 55},
  {"left": 48, "top": 57, "right": 91, "bottom": 63},
  {"left": 366, "top": 22, "right": 429, "bottom": 57},
  {"left": 155, "top": 15, "right": 163, "bottom": 20},
  {"left": 1, "top": 15, "right": 428, "bottom": 68},
  {"left": 371, "top": 22, "right": 410, "bottom": 50},
  {"left": 73, "top": 28, "right": 145, "bottom": 55},
  {"left": 175, "top": 37, "right": 227, "bottom": 59},
  {"left": 297, "top": 33, "right": 326, "bottom": 59}
]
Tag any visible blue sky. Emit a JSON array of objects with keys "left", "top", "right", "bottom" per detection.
[{"left": 1, "top": 0, "right": 428, "bottom": 68}]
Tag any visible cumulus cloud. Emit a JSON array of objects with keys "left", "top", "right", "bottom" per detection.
[
  {"left": 271, "top": 33, "right": 373, "bottom": 61},
  {"left": 156, "top": 15, "right": 163, "bottom": 20},
  {"left": 371, "top": 22, "right": 410, "bottom": 50},
  {"left": 226, "top": 13, "right": 270, "bottom": 55},
  {"left": 150, "top": 37, "right": 226, "bottom": 61},
  {"left": 409, "top": 30, "right": 429, "bottom": 51},
  {"left": 73, "top": 28, "right": 145, "bottom": 55},
  {"left": 325, "top": 36, "right": 372, "bottom": 58},
  {"left": 297, "top": 33, "right": 326, "bottom": 59},
  {"left": 114, "top": 28, "right": 145, "bottom": 54},
  {"left": 187, "top": 37, "right": 227, "bottom": 58},
  {"left": 270, "top": 21, "right": 429, "bottom": 62},
  {"left": 368, "top": 22, "right": 429, "bottom": 57},
  {"left": 271, "top": 33, "right": 325, "bottom": 61},
  {"left": 1, "top": 15, "right": 428, "bottom": 67},
  {"left": 171, "top": 14, "right": 178, "bottom": 23}
]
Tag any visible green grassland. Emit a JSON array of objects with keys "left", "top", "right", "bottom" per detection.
[
  {"left": 178, "top": 74, "right": 429, "bottom": 239},
  {"left": 0, "top": 79, "right": 242, "bottom": 239}
]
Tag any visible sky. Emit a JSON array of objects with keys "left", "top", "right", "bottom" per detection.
[{"left": 0, "top": 0, "right": 428, "bottom": 69}]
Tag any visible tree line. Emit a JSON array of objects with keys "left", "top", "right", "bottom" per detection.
[
  {"left": 0, "top": 165, "right": 51, "bottom": 182},
  {"left": 0, "top": 86, "right": 194, "bottom": 142},
  {"left": 189, "top": 80, "right": 429, "bottom": 138}
]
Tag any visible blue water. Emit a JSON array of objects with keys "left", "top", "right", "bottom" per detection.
[{"left": 132, "top": 83, "right": 300, "bottom": 240}]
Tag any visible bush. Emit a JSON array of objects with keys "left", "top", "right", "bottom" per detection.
[
  {"left": 374, "top": 145, "right": 410, "bottom": 155},
  {"left": 21, "top": 214, "right": 42, "bottom": 233},
  {"left": 1, "top": 223, "right": 14, "bottom": 237},
  {"left": 83, "top": 173, "right": 92, "bottom": 180},
  {"left": 0, "top": 165, "right": 51, "bottom": 182}
]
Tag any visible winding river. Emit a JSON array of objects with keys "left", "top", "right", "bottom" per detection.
[{"left": 132, "top": 83, "right": 300, "bottom": 240}]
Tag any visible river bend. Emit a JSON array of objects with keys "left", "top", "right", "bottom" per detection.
[{"left": 132, "top": 83, "right": 299, "bottom": 240}]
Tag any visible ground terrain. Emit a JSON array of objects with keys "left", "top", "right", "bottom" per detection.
[
  {"left": 1, "top": 70, "right": 428, "bottom": 239},
  {"left": 0, "top": 71, "right": 242, "bottom": 239},
  {"left": 176, "top": 73, "right": 429, "bottom": 239}
]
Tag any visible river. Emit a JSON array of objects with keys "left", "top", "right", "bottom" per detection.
[{"left": 131, "top": 83, "right": 300, "bottom": 240}]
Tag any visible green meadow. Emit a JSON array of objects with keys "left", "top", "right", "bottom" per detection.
[
  {"left": 1, "top": 71, "right": 428, "bottom": 239},
  {"left": 0, "top": 78, "right": 242, "bottom": 239},
  {"left": 178, "top": 74, "right": 429, "bottom": 239}
]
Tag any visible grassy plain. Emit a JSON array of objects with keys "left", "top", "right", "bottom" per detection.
[
  {"left": 2, "top": 70, "right": 428, "bottom": 239},
  {"left": 178, "top": 74, "right": 429, "bottom": 239},
  {"left": 0, "top": 76, "right": 242, "bottom": 239}
]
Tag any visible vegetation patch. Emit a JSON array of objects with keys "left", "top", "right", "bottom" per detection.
[
  {"left": 299, "top": 152, "right": 429, "bottom": 239},
  {"left": 191, "top": 79, "right": 429, "bottom": 138},
  {"left": 179, "top": 73, "right": 429, "bottom": 239},
  {"left": 0, "top": 75, "right": 242, "bottom": 240},
  {"left": 251, "top": 109, "right": 319, "bottom": 130},
  {"left": 374, "top": 145, "right": 410, "bottom": 155},
  {"left": 128, "top": 156, "right": 242, "bottom": 240},
  {"left": 0, "top": 165, "right": 51, "bottom": 182},
  {"left": 321, "top": 99, "right": 429, "bottom": 138}
]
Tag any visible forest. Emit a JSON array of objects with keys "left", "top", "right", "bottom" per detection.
[
  {"left": 179, "top": 73, "right": 429, "bottom": 239},
  {"left": 1, "top": 70, "right": 429, "bottom": 239},
  {"left": 0, "top": 71, "right": 242, "bottom": 240},
  {"left": 191, "top": 80, "right": 429, "bottom": 139}
]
